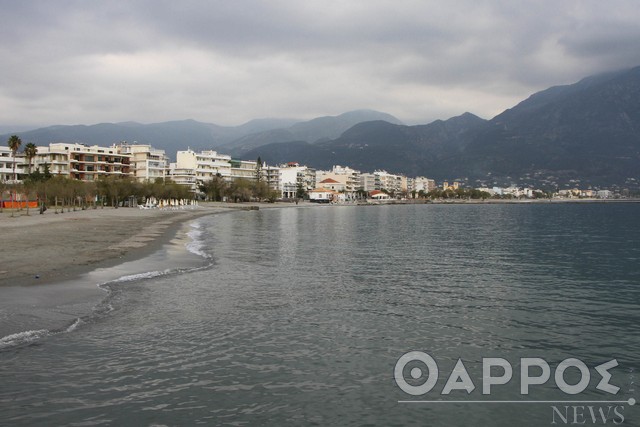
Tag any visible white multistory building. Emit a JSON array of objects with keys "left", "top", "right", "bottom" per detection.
[
  {"left": 175, "top": 149, "right": 232, "bottom": 182},
  {"left": 360, "top": 173, "right": 378, "bottom": 192},
  {"left": 115, "top": 143, "right": 169, "bottom": 182},
  {"left": 168, "top": 164, "right": 198, "bottom": 192},
  {"left": 31, "top": 143, "right": 131, "bottom": 181},
  {"left": 230, "top": 159, "right": 258, "bottom": 181},
  {"left": 279, "top": 162, "right": 315, "bottom": 199},
  {"left": 260, "top": 164, "right": 281, "bottom": 193},
  {"left": 374, "top": 170, "right": 406, "bottom": 195},
  {"left": 0, "top": 146, "right": 24, "bottom": 183},
  {"left": 409, "top": 176, "right": 436, "bottom": 195}
]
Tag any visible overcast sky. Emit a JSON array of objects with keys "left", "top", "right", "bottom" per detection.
[{"left": 1, "top": 0, "right": 640, "bottom": 129}]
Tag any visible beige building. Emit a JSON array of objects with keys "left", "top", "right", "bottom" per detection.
[
  {"left": 316, "top": 165, "right": 361, "bottom": 197},
  {"left": 230, "top": 159, "right": 258, "bottom": 181},
  {"left": 317, "top": 178, "right": 346, "bottom": 192}
]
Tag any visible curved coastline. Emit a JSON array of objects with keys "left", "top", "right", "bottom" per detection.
[{"left": 0, "top": 202, "right": 300, "bottom": 347}]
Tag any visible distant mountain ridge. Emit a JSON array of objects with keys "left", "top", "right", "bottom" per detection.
[
  {"left": 3, "top": 67, "right": 640, "bottom": 188},
  {"left": 0, "top": 118, "right": 299, "bottom": 159},
  {"left": 218, "top": 110, "right": 404, "bottom": 156},
  {"left": 0, "top": 109, "right": 402, "bottom": 161},
  {"left": 243, "top": 66, "right": 640, "bottom": 188}
]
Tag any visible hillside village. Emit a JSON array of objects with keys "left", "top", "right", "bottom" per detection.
[{"left": 0, "top": 140, "right": 620, "bottom": 206}]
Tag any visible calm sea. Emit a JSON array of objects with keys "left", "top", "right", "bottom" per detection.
[{"left": 1, "top": 203, "right": 639, "bottom": 426}]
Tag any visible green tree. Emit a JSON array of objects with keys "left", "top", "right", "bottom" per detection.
[
  {"left": 228, "top": 178, "right": 252, "bottom": 202},
  {"left": 199, "top": 174, "right": 228, "bottom": 201},
  {"left": 252, "top": 180, "right": 271, "bottom": 201},
  {"left": 295, "top": 182, "right": 307, "bottom": 200}
]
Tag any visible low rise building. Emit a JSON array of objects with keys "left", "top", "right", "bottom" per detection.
[{"left": 308, "top": 188, "right": 337, "bottom": 203}]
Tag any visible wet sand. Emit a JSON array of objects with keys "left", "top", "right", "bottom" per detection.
[
  {"left": 0, "top": 201, "right": 305, "bottom": 341},
  {"left": 0, "top": 205, "right": 224, "bottom": 287}
]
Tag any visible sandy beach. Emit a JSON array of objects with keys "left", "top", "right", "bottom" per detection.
[
  {"left": 0, "top": 201, "right": 306, "bottom": 288},
  {"left": 0, "top": 205, "right": 224, "bottom": 287}
]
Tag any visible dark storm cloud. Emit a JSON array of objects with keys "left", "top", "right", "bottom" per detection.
[{"left": 1, "top": 0, "right": 639, "bottom": 127}]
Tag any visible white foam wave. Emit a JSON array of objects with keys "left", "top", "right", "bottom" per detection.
[
  {"left": 110, "top": 270, "right": 172, "bottom": 283},
  {"left": 0, "top": 329, "right": 50, "bottom": 349},
  {"left": 186, "top": 221, "right": 210, "bottom": 259},
  {"left": 65, "top": 318, "right": 82, "bottom": 333}
]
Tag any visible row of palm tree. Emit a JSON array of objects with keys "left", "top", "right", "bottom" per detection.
[{"left": 6, "top": 135, "right": 38, "bottom": 177}]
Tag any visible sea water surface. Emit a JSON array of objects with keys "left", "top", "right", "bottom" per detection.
[{"left": 0, "top": 203, "right": 638, "bottom": 426}]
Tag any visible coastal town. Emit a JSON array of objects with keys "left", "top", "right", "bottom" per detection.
[{"left": 0, "top": 139, "right": 624, "bottom": 208}]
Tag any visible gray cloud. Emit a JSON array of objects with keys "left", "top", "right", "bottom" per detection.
[{"left": 1, "top": 0, "right": 639, "bottom": 128}]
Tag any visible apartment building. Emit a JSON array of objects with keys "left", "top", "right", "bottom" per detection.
[
  {"left": 168, "top": 164, "right": 198, "bottom": 192},
  {"left": 261, "top": 164, "right": 281, "bottom": 193},
  {"left": 230, "top": 159, "right": 258, "bottom": 181},
  {"left": 32, "top": 143, "right": 131, "bottom": 181},
  {"left": 316, "top": 165, "right": 361, "bottom": 195},
  {"left": 0, "top": 146, "right": 23, "bottom": 182},
  {"left": 279, "top": 162, "right": 315, "bottom": 199},
  {"left": 360, "top": 173, "right": 378, "bottom": 192},
  {"left": 116, "top": 143, "right": 169, "bottom": 182},
  {"left": 175, "top": 149, "right": 232, "bottom": 182},
  {"left": 409, "top": 176, "right": 437, "bottom": 194}
]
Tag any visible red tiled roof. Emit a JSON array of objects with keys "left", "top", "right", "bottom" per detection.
[{"left": 319, "top": 178, "right": 340, "bottom": 184}]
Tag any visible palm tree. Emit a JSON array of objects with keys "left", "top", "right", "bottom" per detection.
[
  {"left": 7, "top": 135, "right": 22, "bottom": 182},
  {"left": 24, "top": 142, "right": 37, "bottom": 175},
  {"left": 7, "top": 135, "right": 22, "bottom": 216}
]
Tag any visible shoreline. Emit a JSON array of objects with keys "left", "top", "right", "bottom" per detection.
[
  {"left": 1, "top": 197, "right": 635, "bottom": 289},
  {"left": 0, "top": 201, "right": 304, "bottom": 288},
  {"left": 0, "top": 201, "right": 306, "bottom": 343},
  {"left": 0, "top": 206, "right": 220, "bottom": 288}
]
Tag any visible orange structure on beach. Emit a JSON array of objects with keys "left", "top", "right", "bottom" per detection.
[{"left": 1, "top": 200, "right": 38, "bottom": 209}]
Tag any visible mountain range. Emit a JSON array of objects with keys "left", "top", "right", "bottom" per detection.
[
  {"left": 3, "top": 66, "right": 640, "bottom": 189},
  {"left": 1, "top": 110, "right": 402, "bottom": 161},
  {"left": 242, "top": 66, "right": 640, "bottom": 189}
]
